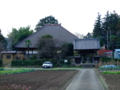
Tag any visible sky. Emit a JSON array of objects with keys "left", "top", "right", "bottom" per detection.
[{"left": 0, "top": 0, "right": 120, "bottom": 37}]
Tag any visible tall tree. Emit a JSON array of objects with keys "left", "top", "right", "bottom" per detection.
[
  {"left": 37, "top": 34, "right": 55, "bottom": 59},
  {"left": 0, "top": 30, "right": 7, "bottom": 58},
  {"left": 37, "top": 34, "right": 65, "bottom": 59},
  {"left": 84, "top": 32, "right": 93, "bottom": 39},
  {"left": 25, "top": 40, "right": 31, "bottom": 60},
  {"left": 93, "top": 13, "right": 103, "bottom": 37},
  {"left": 35, "top": 15, "right": 59, "bottom": 31},
  {"left": 8, "top": 26, "right": 33, "bottom": 50},
  {"left": 93, "top": 11, "right": 120, "bottom": 50},
  {"left": 0, "top": 30, "right": 7, "bottom": 50},
  {"left": 102, "top": 11, "right": 119, "bottom": 50},
  {"left": 61, "top": 43, "right": 73, "bottom": 58}
]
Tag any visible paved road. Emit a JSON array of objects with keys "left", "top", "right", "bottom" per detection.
[{"left": 66, "top": 69, "right": 104, "bottom": 90}]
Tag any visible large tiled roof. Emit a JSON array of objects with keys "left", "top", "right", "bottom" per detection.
[
  {"left": 1, "top": 51, "right": 16, "bottom": 54},
  {"left": 74, "top": 39, "right": 100, "bottom": 50},
  {"left": 15, "top": 24, "right": 78, "bottom": 49}
]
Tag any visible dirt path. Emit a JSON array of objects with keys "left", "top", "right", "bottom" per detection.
[{"left": 66, "top": 69, "right": 105, "bottom": 90}]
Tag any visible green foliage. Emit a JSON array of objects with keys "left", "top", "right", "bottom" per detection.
[
  {"left": 0, "top": 68, "right": 4, "bottom": 71},
  {"left": 84, "top": 32, "right": 93, "bottom": 39},
  {"left": 37, "top": 35, "right": 57, "bottom": 59},
  {"left": 102, "top": 71, "right": 120, "bottom": 74},
  {"left": 101, "top": 57, "right": 112, "bottom": 62},
  {"left": 93, "top": 13, "right": 103, "bottom": 38},
  {"left": 0, "top": 34, "right": 7, "bottom": 50},
  {"left": 0, "top": 60, "right": 2, "bottom": 66},
  {"left": 93, "top": 11, "right": 120, "bottom": 50},
  {"left": 11, "top": 60, "right": 42, "bottom": 67},
  {"left": 8, "top": 26, "right": 33, "bottom": 50},
  {"left": 25, "top": 40, "right": 31, "bottom": 47},
  {"left": 37, "top": 39, "right": 56, "bottom": 59},
  {"left": 0, "top": 69, "right": 35, "bottom": 75},
  {"left": 42, "top": 34, "right": 53, "bottom": 39},
  {"left": 11, "top": 59, "right": 71, "bottom": 67},
  {"left": 61, "top": 43, "right": 73, "bottom": 58},
  {"left": 74, "top": 51, "right": 79, "bottom": 56},
  {"left": 35, "top": 15, "right": 59, "bottom": 31}
]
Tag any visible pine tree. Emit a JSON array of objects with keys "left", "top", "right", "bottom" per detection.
[{"left": 93, "top": 13, "right": 103, "bottom": 37}]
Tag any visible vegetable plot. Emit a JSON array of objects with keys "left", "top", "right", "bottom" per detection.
[{"left": 0, "top": 69, "right": 35, "bottom": 75}]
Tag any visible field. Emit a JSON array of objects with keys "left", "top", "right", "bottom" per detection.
[
  {"left": 101, "top": 73, "right": 120, "bottom": 90},
  {"left": 0, "top": 70, "right": 77, "bottom": 90}
]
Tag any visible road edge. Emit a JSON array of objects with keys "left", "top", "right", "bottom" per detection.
[{"left": 95, "top": 68, "right": 109, "bottom": 90}]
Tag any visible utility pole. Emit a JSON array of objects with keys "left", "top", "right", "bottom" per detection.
[{"left": 107, "top": 31, "right": 109, "bottom": 50}]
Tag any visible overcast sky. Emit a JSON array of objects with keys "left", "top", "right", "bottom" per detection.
[{"left": 0, "top": 0, "right": 120, "bottom": 37}]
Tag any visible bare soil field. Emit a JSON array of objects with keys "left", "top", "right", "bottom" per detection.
[
  {"left": 0, "top": 70, "right": 77, "bottom": 90},
  {"left": 101, "top": 73, "right": 120, "bottom": 90}
]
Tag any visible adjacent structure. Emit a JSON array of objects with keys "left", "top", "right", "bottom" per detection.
[
  {"left": 1, "top": 51, "right": 24, "bottom": 65},
  {"left": 73, "top": 39, "right": 100, "bottom": 67}
]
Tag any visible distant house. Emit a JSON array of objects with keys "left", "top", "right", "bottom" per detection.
[
  {"left": 1, "top": 51, "right": 24, "bottom": 65},
  {"left": 97, "top": 49, "right": 113, "bottom": 57},
  {"left": 114, "top": 49, "right": 120, "bottom": 59}
]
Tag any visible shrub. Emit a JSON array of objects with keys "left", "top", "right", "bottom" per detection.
[
  {"left": 0, "top": 69, "right": 35, "bottom": 75},
  {"left": 11, "top": 59, "right": 70, "bottom": 67},
  {"left": 101, "top": 57, "right": 112, "bottom": 63},
  {"left": 102, "top": 71, "right": 120, "bottom": 74},
  {"left": 0, "top": 60, "right": 2, "bottom": 66}
]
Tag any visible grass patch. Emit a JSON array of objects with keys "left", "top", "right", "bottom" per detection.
[
  {"left": 102, "top": 71, "right": 120, "bottom": 74},
  {"left": 0, "top": 69, "right": 35, "bottom": 75},
  {"left": 40, "top": 68, "right": 77, "bottom": 71}
]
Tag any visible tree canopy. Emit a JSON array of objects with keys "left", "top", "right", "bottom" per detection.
[
  {"left": 0, "top": 34, "right": 6, "bottom": 51},
  {"left": 8, "top": 26, "right": 33, "bottom": 50},
  {"left": 36, "top": 34, "right": 56, "bottom": 59},
  {"left": 35, "top": 15, "right": 59, "bottom": 31},
  {"left": 93, "top": 11, "right": 120, "bottom": 50}
]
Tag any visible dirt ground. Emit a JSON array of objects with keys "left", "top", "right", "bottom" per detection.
[
  {"left": 96, "top": 69, "right": 120, "bottom": 90},
  {"left": 101, "top": 73, "right": 120, "bottom": 90},
  {"left": 0, "top": 70, "right": 77, "bottom": 90}
]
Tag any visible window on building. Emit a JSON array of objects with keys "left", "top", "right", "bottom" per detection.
[{"left": 6, "top": 55, "right": 11, "bottom": 59}]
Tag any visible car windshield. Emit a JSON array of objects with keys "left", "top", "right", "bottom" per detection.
[{"left": 44, "top": 62, "right": 51, "bottom": 64}]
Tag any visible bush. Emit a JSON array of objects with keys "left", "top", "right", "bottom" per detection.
[
  {"left": 0, "top": 60, "right": 2, "bottom": 67},
  {"left": 11, "top": 60, "right": 42, "bottom": 67},
  {"left": 101, "top": 57, "right": 112, "bottom": 62},
  {"left": 11, "top": 59, "right": 71, "bottom": 67},
  {"left": 102, "top": 71, "right": 120, "bottom": 74}
]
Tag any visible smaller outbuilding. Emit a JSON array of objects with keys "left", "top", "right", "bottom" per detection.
[
  {"left": 114, "top": 49, "right": 120, "bottom": 59},
  {"left": 1, "top": 51, "right": 24, "bottom": 66}
]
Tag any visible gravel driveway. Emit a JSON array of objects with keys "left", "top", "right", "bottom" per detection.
[{"left": 66, "top": 68, "right": 105, "bottom": 90}]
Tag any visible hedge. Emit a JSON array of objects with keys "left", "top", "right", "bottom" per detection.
[
  {"left": 11, "top": 59, "right": 71, "bottom": 67},
  {"left": 0, "top": 60, "right": 2, "bottom": 67},
  {"left": 101, "top": 57, "right": 112, "bottom": 62}
]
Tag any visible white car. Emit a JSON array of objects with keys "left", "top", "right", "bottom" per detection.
[{"left": 42, "top": 61, "right": 53, "bottom": 68}]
